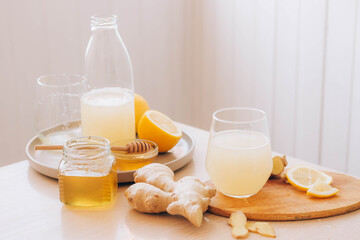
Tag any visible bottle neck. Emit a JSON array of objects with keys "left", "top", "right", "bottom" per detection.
[
  {"left": 63, "top": 136, "right": 111, "bottom": 163},
  {"left": 91, "top": 15, "right": 118, "bottom": 31}
]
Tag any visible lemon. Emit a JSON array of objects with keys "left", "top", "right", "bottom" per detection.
[
  {"left": 286, "top": 165, "right": 332, "bottom": 191},
  {"left": 137, "top": 110, "right": 182, "bottom": 152},
  {"left": 306, "top": 178, "right": 339, "bottom": 198},
  {"left": 134, "top": 94, "right": 150, "bottom": 132}
]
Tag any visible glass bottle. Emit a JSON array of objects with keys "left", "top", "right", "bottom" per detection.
[
  {"left": 81, "top": 14, "right": 135, "bottom": 144},
  {"left": 58, "top": 136, "right": 117, "bottom": 206}
]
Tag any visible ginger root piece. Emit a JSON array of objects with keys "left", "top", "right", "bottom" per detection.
[
  {"left": 280, "top": 171, "right": 289, "bottom": 183},
  {"left": 246, "top": 222, "right": 276, "bottom": 238},
  {"left": 167, "top": 176, "right": 217, "bottom": 227},
  {"left": 125, "top": 163, "right": 216, "bottom": 227},
  {"left": 125, "top": 183, "right": 173, "bottom": 213},
  {"left": 228, "top": 211, "right": 249, "bottom": 239},
  {"left": 271, "top": 155, "right": 288, "bottom": 177},
  {"left": 134, "top": 163, "right": 175, "bottom": 192}
]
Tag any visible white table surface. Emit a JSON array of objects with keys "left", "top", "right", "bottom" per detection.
[{"left": 1, "top": 123, "right": 360, "bottom": 240}]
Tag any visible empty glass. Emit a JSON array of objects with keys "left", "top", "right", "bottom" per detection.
[
  {"left": 205, "top": 107, "right": 273, "bottom": 198},
  {"left": 35, "top": 74, "right": 87, "bottom": 144}
]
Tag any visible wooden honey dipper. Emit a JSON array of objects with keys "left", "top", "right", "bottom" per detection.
[
  {"left": 122, "top": 140, "right": 152, "bottom": 153},
  {"left": 34, "top": 140, "right": 152, "bottom": 154}
]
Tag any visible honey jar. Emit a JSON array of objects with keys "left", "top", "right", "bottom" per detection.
[
  {"left": 112, "top": 139, "right": 158, "bottom": 171},
  {"left": 58, "top": 136, "right": 117, "bottom": 206}
]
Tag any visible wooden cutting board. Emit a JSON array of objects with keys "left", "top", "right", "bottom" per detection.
[{"left": 206, "top": 172, "right": 360, "bottom": 221}]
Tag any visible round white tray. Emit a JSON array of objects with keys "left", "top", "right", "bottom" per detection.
[{"left": 26, "top": 126, "right": 195, "bottom": 183}]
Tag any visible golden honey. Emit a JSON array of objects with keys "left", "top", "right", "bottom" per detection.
[
  {"left": 58, "top": 136, "right": 117, "bottom": 207},
  {"left": 115, "top": 154, "right": 156, "bottom": 171},
  {"left": 112, "top": 139, "right": 158, "bottom": 171},
  {"left": 59, "top": 169, "right": 117, "bottom": 206}
]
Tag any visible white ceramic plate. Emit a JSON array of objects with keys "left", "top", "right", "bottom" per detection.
[{"left": 26, "top": 124, "right": 195, "bottom": 183}]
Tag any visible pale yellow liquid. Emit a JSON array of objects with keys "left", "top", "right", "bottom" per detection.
[
  {"left": 81, "top": 87, "right": 135, "bottom": 144},
  {"left": 206, "top": 130, "right": 272, "bottom": 197},
  {"left": 59, "top": 170, "right": 117, "bottom": 206}
]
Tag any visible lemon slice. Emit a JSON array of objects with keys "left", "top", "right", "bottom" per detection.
[
  {"left": 286, "top": 165, "right": 332, "bottom": 191},
  {"left": 137, "top": 110, "right": 182, "bottom": 152},
  {"left": 306, "top": 178, "right": 339, "bottom": 198}
]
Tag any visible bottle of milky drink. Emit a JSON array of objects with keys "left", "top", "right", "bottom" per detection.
[{"left": 81, "top": 15, "right": 135, "bottom": 144}]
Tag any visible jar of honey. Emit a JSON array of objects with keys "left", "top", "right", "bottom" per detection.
[
  {"left": 59, "top": 136, "right": 117, "bottom": 206},
  {"left": 112, "top": 139, "right": 158, "bottom": 171}
]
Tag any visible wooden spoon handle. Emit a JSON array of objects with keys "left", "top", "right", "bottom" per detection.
[
  {"left": 34, "top": 140, "right": 151, "bottom": 153},
  {"left": 34, "top": 145, "right": 64, "bottom": 150},
  {"left": 34, "top": 145, "right": 128, "bottom": 151}
]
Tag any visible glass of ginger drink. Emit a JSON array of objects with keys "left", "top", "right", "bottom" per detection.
[{"left": 205, "top": 108, "right": 272, "bottom": 198}]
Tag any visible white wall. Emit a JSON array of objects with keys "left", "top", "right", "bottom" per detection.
[
  {"left": 194, "top": 0, "right": 360, "bottom": 177},
  {"left": 0, "top": 0, "right": 359, "bottom": 177},
  {"left": 0, "top": 0, "right": 193, "bottom": 167}
]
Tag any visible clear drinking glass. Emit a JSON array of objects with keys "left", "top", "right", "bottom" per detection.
[
  {"left": 35, "top": 74, "right": 87, "bottom": 144},
  {"left": 205, "top": 107, "right": 273, "bottom": 198}
]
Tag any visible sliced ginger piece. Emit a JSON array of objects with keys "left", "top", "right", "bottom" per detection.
[
  {"left": 271, "top": 155, "right": 288, "bottom": 176},
  {"left": 280, "top": 172, "right": 289, "bottom": 183},
  {"left": 228, "top": 211, "right": 249, "bottom": 239},
  {"left": 246, "top": 221, "right": 276, "bottom": 238}
]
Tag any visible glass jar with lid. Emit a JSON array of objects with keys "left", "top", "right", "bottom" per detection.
[
  {"left": 81, "top": 14, "right": 135, "bottom": 144},
  {"left": 59, "top": 136, "right": 117, "bottom": 207}
]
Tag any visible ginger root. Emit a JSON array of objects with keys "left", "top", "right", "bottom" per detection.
[
  {"left": 133, "top": 163, "right": 175, "bottom": 192},
  {"left": 228, "top": 211, "right": 249, "bottom": 239},
  {"left": 271, "top": 155, "right": 288, "bottom": 177},
  {"left": 167, "top": 176, "right": 216, "bottom": 227},
  {"left": 246, "top": 221, "right": 276, "bottom": 238},
  {"left": 125, "top": 163, "right": 216, "bottom": 227},
  {"left": 125, "top": 183, "right": 173, "bottom": 213},
  {"left": 280, "top": 171, "right": 289, "bottom": 183}
]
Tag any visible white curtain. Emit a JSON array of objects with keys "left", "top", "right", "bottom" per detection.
[{"left": 0, "top": 0, "right": 359, "bottom": 177}]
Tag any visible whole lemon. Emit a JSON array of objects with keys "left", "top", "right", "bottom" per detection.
[{"left": 134, "top": 93, "right": 150, "bottom": 132}]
